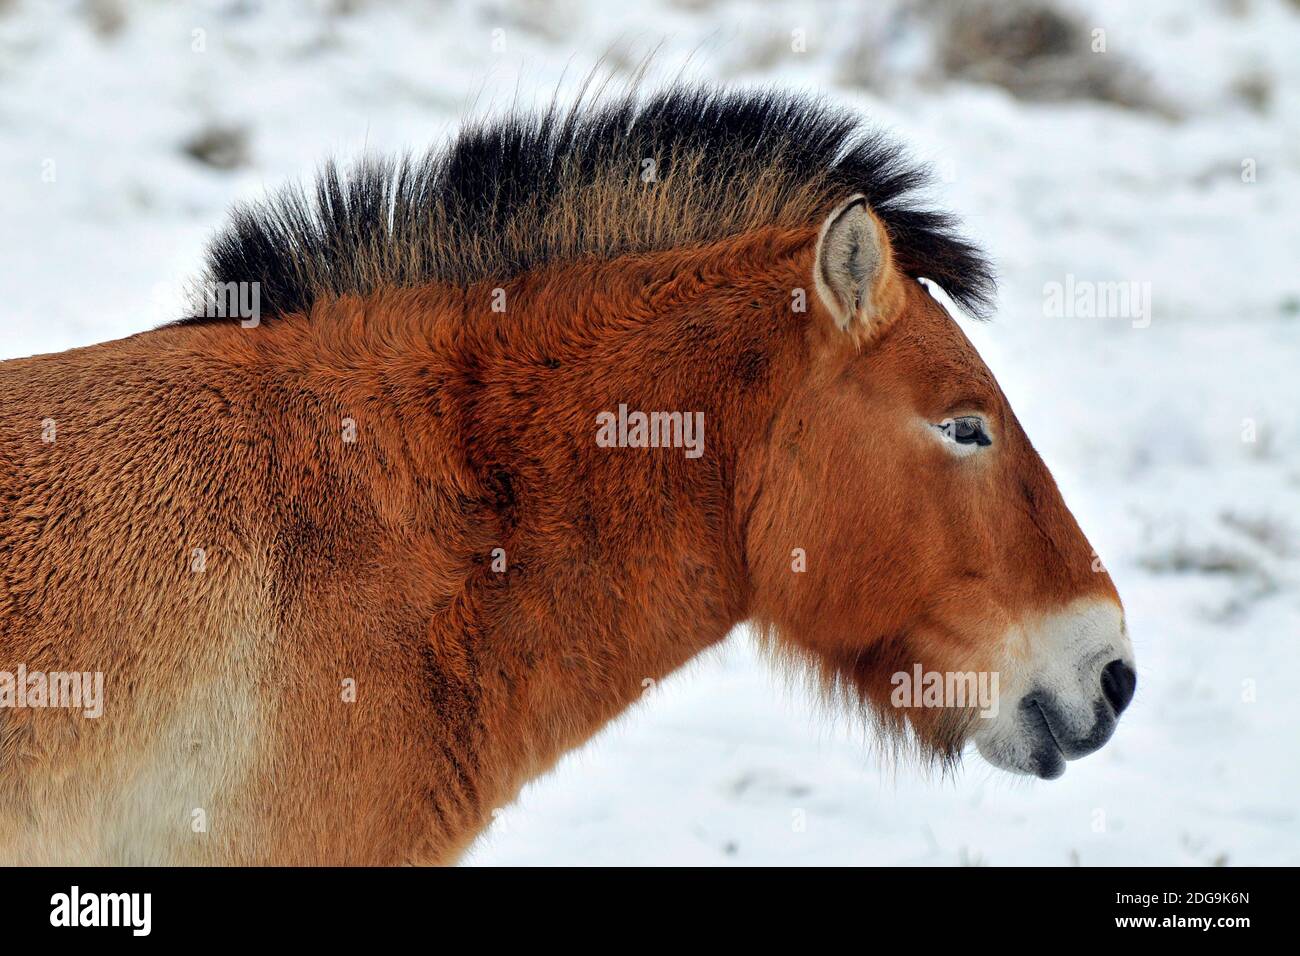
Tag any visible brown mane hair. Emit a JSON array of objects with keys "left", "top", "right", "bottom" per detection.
[{"left": 195, "top": 85, "right": 995, "bottom": 323}]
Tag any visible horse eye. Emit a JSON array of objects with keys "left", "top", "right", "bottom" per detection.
[
  {"left": 937, "top": 416, "right": 992, "bottom": 447},
  {"left": 953, "top": 417, "right": 990, "bottom": 445}
]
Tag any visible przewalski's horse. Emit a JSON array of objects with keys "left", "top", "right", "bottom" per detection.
[{"left": 0, "top": 87, "right": 1136, "bottom": 865}]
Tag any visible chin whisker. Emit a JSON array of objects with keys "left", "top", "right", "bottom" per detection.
[{"left": 751, "top": 620, "right": 976, "bottom": 779}]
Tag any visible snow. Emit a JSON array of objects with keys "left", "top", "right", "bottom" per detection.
[{"left": 2, "top": 0, "right": 1296, "bottom": 865}]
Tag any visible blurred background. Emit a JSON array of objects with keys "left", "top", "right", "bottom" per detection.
[{"left": 1, "top": 0, "right": 1297, "bottom": 865}]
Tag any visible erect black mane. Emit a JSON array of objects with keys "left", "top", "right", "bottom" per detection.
[{"left": 195, "top": 85, "right": 996, "bottom": 323}]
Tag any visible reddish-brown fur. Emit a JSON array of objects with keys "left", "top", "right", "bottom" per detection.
[{"left": 0, "top": 216, "right": 1118, "bottom": 864}]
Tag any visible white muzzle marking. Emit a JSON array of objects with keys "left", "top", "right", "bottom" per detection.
[{"left": 972, "top": 599, "right": 1135, "bottom": 779}]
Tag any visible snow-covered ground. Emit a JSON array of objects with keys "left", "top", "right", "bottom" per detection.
[{"left": 2, "top": 0, "right": 1296, "bottom": 865}]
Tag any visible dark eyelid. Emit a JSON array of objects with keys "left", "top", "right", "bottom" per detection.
[
  {"left": 959, "top": 420, "right": 992, "bottom": 445},
  {"left": 935, "top": 412, "right": 993, "bottom": 447}
]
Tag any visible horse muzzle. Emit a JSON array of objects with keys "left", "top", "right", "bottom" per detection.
[{"left": 972, "top": 600, "right": 1136, "bottom": 780}]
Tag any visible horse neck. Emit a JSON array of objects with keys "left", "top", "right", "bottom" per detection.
[{"left": 212, "top": 226, "right": 818, "bottom": 821}]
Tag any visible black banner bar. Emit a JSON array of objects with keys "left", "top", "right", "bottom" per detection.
[{"left": 0, "top": 866, "right": 1281, "bottom": 942}]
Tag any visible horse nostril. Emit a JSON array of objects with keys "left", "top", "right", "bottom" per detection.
[{"left": 1100, "top": 659, "right": 1137, "bottom": 715}]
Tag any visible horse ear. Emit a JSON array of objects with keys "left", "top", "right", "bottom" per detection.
[{"left": 812, "top": 194, "right": 905, "bottom": 340}]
